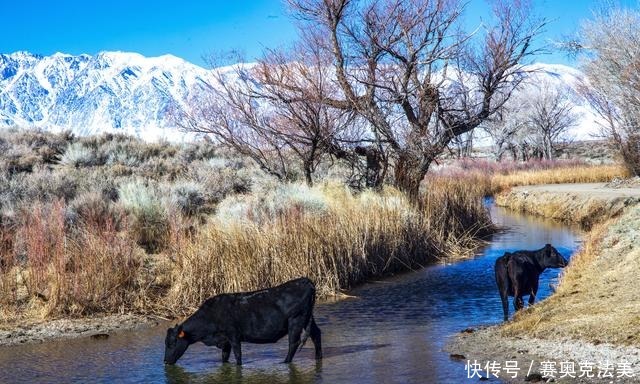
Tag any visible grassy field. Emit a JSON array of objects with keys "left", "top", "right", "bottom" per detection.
[
  {"left": 432, "top": 158, "right": 628, "bottom": 197},
  {"left": 0, "top": 129, "right": 494, "bottom": 320}
]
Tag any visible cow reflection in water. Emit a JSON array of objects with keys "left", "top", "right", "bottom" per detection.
[
  {"left": 495, "top": 244, "right": 568, "bottom": 321},
  {"left": 164, "top": 361, "right": 320, "bottom": 384},
  {"left": 164, "top": 278, "right": 322, "bottom": 365}
]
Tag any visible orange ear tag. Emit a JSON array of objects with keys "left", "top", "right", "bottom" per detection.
[{"left": 178, "top": 330, "right": 185, "bottom": 338}]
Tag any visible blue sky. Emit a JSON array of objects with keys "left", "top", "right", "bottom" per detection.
[{"left": 2, "top": 0, "right": 637, "bottom": 67}]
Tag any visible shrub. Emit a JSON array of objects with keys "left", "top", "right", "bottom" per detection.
[
  {"left": 66, "top": 191, "right": 126, "bottom": 230},
  {"left": 59, "top": 143, "right": 103, "bottom": 167},
  {"left": 169, "top": 181, "right": 207, "bottom": 218},
  {"left": 0, "top": 144, "right": 40, "bottom": 174},
  {"left": 17, "top": 168, "right": 80, "bottom": 202},
  {"left": 215, "top": 183, "right": 329, "bottom": 224},
  {"left": 187, "top": 158, "right": 254, "bottom": 204},
  {"left": 118, "top": 180, "right": 169, "bottom": 253}
]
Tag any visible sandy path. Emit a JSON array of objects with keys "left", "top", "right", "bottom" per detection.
[{"left": 515, "top": 183, "right": 640, "bottom": 198}]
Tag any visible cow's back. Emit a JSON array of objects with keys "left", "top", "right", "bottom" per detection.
[
  {"left": 200, "top": 278, "right": 316, "bottom": 343},
  {"left": 506, "top": 252, "right": 539, "bottom": 293}
]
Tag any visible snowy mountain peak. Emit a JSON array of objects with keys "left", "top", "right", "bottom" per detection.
[
  {"left": 0, "top": 51, "right": 601, "bottom": 141},
  {"left": 0, "top": 51, "right": 216, "bottom": 140}
]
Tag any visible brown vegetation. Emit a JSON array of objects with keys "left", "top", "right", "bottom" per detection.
[{"left": 0, "top": 129, "right": 494, "bottom": 322}]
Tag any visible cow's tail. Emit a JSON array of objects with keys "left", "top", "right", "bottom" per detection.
[{"left": 298, "top": 285, "right": 316, "bottom": 352}]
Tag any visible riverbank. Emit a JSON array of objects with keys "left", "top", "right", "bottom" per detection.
[
  {"left": 0, "top": 314, "right": 158, "bottom": 346},
  {"left": 496, "top": 182, "right": 640, "bottom": 229},
  {"left": 448, "top": 181, "right": 640, "bottom": 382}
]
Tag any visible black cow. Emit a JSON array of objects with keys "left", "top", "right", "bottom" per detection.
[
  {"left": 164, "top": 277, "right": 322, "bottom": 365},
  {"left": 495, "top": 244, "right": 568, "bottom": 321}
]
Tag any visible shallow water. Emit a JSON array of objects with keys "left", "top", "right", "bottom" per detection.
[{"left": 0, "top": 201, "right": 582, "bottom": 384}]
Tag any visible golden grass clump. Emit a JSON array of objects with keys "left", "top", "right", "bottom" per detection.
[
  {"left": 165, "top": 181, "right": 492, "bottom": 314},
  {"left": 490, "top": 164, "right": 628, "bottom": 191}
]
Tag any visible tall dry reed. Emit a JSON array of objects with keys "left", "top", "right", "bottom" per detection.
[{"left": 164, "top": 182, "right": 492, "bottom": 315}]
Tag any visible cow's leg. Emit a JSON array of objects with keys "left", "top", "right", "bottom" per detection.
[
  {"left": 528, "top": 279, "right": 539, "bottom": 306},
  {"left": 495, "top": 258, "right": 510, "bottom": 321},
  {"left": 231, "top": 338, "right": 242, "bottom": 365},
  {"left": 500, "top": 292, "right": 509, "bottom": 321},
  {"left": 221, "top": 341, "right": 231, "bottom": 363},
  {"left": 284, "top": 315, "right": 306, "bottom": 363},
  {"left": 309, "top": 317, "right": 322, "bottom": 359},
  {"left": 513, "top": 290, "right": 524, "bottom": 312}
]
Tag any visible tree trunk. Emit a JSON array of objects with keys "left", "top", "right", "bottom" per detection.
[
  {"left": 355, "top": 146, "right": 384, "bottom": 190},
  {"left": 542, "top": 133, "right": 553, "bottom": 160},
  {"left": 394, "top": 153, "right": 428, "bottom": 203},
  {"left": 303, "top": 161, "right": 314, "bottom": 187}
]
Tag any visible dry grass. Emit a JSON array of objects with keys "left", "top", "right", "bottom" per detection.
[
  {"left": 164, "top": 181, "right": 492, "bottom": 315},
  {"left": 0, "top": 178, "right": 492, "bottom": 319},
  {"left": 500, "top": 205, "right": 640, "bottom": 345},
  {"left": 0, "top": 201, "right": 146, "bottom": 320},
  {"left": 433, "top": 160, "right": 626, "bottom": 196},
  {"left": 491, "top": 164, "right": 628, "bottom": 191},
  {"left": 495, "top": 187, "right": 639, "bottom": 229}
]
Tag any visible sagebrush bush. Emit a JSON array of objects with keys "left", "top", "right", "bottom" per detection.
[
  {"left": 118, "top": 180, "right": 169, "bottom": 253},
  {"left": 168, "top": 181, "right": 207, "bottom": 218},
  {"left": 59, "top": 142, "right": 103, "bottom": 168},
  {"left": 66, "top": 191, "right": 126, "bottom": 230},
  {"left": 0, "top": 144, "right": 40, "bottom": 174},
  {"left": 187, "top": 158, "right": 254, "bottom": 204}
]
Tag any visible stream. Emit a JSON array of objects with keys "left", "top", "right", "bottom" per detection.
[{"left": 0, "top": 200, "right": 582, "bottom": 383}]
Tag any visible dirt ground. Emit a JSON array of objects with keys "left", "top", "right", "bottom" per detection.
[
  {"left": 516, "top": 182, "right": 640, "bottom": 198},
  {"left": 0, "top": 314, "right": 159, "bottom": 346}
]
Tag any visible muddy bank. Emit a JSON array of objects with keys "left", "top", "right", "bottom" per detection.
[
  {"left": 496, "top": 182, "right": 640, "bottom": 229},
  {"left": 0, "top": 314, "right": 158, "bottom": 346},
  {"left": 450, "top": 182, "right": 640, "bottom": 382}
]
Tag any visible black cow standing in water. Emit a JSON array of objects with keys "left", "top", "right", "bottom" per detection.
[
  {"left": 495, "top": 244, "right": 568, "bottom": 321},
  {"left": 164, "top": 277, "right": 322, "bottom": 365}
]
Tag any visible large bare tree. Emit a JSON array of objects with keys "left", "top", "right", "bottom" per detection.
[
  {"left": 573, "top": 7, "right": 640, "bottom": 175},
  {"left": 483, "top": 79, "right": 577, "bottom": 161},
  {"left": 527, "top": 80, "right": 578, "bottom": 160},
  {"left": 282, "top": 0, "right": 545, "bottom": 199}
]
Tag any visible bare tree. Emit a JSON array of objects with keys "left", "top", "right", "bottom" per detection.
[
  {"left": 482, "top": 103, "right": 527, "bottom": 161},
  {"left": 179, "top": 47, "right": 357, "bottom": 186},
  {"left": 573, "top": 7, "right": 640, "bottom": 175},
  {"left": 285, "top": 0, "right": 545, "bottom": 199},
  {"left": 526, "top": 80, "right": 578, "bottom": 160},
  {"left": 482, "top": 79, "right": 577, "bottom": 161}
]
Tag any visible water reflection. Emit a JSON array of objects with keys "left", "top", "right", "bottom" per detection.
[
  {"left": 0, "top": 202, "right": 582, "bottom": 384},
  {"left": 165, "top": 362, "right": 322, "bottom": 384}
]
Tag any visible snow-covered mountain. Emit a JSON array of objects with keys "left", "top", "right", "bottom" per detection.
[
  {"left": 0, "top": 51, "right": 603, "bottom": 141},
  {"left": 0, "top": 51, "right": 218, "bottom": 141}
]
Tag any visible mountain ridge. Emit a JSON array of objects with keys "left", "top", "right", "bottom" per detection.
[{"left": 0, "top": 50, "right": 601, "bottom": 142}]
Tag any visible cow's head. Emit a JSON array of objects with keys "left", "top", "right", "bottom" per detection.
[
  {"left": 541, "top": 244, "right": 568, "bottom": 268},
  {"left": 164, "top": 324, "right": 190, "bottom": 365}
]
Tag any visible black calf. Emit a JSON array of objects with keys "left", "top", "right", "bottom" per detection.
[{"left": 495, "top": 244, "right": 567, "bottom": 321}]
